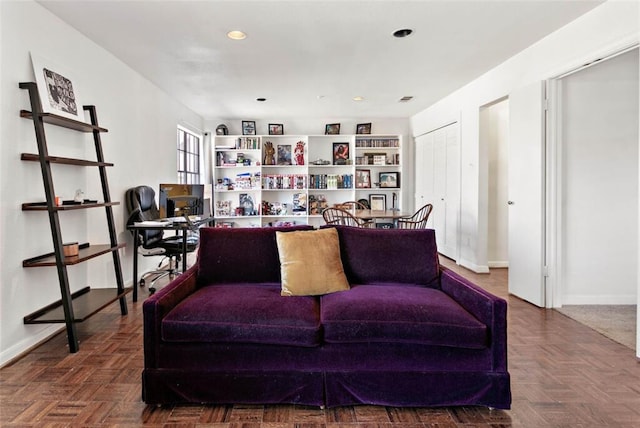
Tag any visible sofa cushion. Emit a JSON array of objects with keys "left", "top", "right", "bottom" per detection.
[
  {"left": 321, "top": 284, "right": 488, "bottom": 349},
  {"left": 328, "top": 226, "right": 441, "bottom": 288},
  {"left": 162, "top": 284, "right": 321, "bottom": 347},
  {"left": 276, "top": 228, "right": 350, "bottom": 296},
  {"left": 196, "top": 226, "right": 313, "bottom": 285}
]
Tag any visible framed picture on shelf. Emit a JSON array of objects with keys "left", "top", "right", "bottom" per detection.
[
  {"left": 355, "top": 169, "right": 371, "bottom": 188},
  {"left": 325, "top": 123, "right": 340, "bottom": 135},
  {"left": 269, "top": 123, "right": 283, "bottom": 135},
  {"left": 30, "top": 52, "right": 86, "bottom": 123},
  {"left": 239, "top": 193, "right": 256, "bottom": 216},
  {"left": 356, "top": 123, "right": 372, "bottom": 134},
  {"left": 332, "top": 142, "right": 349, "bottom": 165},
  {"left": 242, "top": 120, "right": 256, "bottom": 135},
  {"left": 379, "top": 171, "right": 400, "bottom": 188},
  {"left": 277, "top": 144, "right": 292, "bottom": 165},
  {"left": 369, "top": 194, "right": 386, "bottom": 211}
]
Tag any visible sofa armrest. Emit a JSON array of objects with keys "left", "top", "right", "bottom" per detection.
[
  {"left": 439, "top": 266, "right": 508, "bottom": 372},
  {"left": 143, "top": 264, "right": 199, "bottom": 368}
]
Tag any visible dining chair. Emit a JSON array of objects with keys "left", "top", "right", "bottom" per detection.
[
  {"left": 396, "top": 203, "right": 433, "bottom": 229},
  {"left": 322, "top": 207, "right": 362, "bottom": 227},
  {"left": 340, "top": 200, "right": 374, "bottom": 228}
]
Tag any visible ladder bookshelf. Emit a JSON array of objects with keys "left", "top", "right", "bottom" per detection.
[{"left": 19, "top": 82, "right": 128, "bottom": 353}]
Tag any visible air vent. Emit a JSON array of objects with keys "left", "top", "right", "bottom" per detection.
[{"left": 399, "top": 96, "right": 413, "bottom": 102}]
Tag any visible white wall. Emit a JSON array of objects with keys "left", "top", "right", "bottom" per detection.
[
  {"left": 410, "top": 0, "right": 639, "bottom": 272},
  {"left": 0, "top": 1, "right": 204, "bottom": 365}
]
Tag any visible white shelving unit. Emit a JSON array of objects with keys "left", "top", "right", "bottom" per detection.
[{"left": 213, "top": 134, "right": 402, "bottom": 227}]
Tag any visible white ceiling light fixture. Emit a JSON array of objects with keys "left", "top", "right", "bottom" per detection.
[
  {"left": 353, "top": 96, "right": 364, "bottom": 101},
  {"left": 227, "top": 30, "right": 247, "bottom": 40}
]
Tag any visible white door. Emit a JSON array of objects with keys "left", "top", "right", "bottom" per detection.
[
  {"left": 433, "top": 130, "right": 447, "bottom": 245},
  {"left": 508, "top": 81, "right": 546, "bottom": 307},
  {"left": 414, "top": 132, "right": 434, "bottom": 226},
  {"left": 414, "top": 124, "right": 459, "bottom": 259},
  {"left": 442, "top": 124, "right": 460, "bottom": 256}
]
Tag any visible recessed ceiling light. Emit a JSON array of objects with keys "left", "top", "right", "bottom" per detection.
[
  {"left": 393, "top": 28, "right": 413, "bottom": 38},
  {"left": 399, "top": 96, "right": 414, "bottom": 102},
  {"left": 227, "top": 30, "right": 247, "bottom": 40},
  {"left": 256, "top": 98, "right": 267, "bottom": 102},
  {"left": 353, "top": 96, "right": 364, "bottom": 101}
]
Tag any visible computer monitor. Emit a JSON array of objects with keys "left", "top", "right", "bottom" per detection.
[{"left": 158, "top": 183, "right": 205, "bottom": 218}]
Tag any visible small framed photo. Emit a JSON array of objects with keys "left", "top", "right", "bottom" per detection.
[
  {"left": 269, "top": 123, "right": 283, "bottom": 135},
  {"left": 379, "top": 172, "right": 400, "bottom": 188},
  {"left": 242, "top": 120, "right": 256, "bottom": 135},
  {"left": 325, "top": 123, "right": 340, "bottom": 135},
  {"left": 30, "top": 52, "right": 86, "bottom": 123},
  {"left": 355, "top": 169, "right": 371, "bottom": 189},
  {"left": 369, "top": 194, "right": 387, "bottom": 211},
  {"left": 277, "top": 144, "right": 292, "bottom": 165},
  {"left": 356, "top": 123, "right": 372, "bottom": 134},
  {"left": 332, "top": 142, "right": 350, "bottom": 165}
]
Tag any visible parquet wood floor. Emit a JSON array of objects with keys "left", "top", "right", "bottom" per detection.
[{"left": 1, "top": 258, "right": 639, "bottom": 427}]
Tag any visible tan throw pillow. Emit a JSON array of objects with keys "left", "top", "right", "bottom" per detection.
[{"left": 276, "top": 228, "right": 350, "bottom": 296}]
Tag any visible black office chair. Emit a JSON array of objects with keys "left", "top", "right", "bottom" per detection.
[{"left": 125, "top": 185, "right": 198, "bottom": 294}]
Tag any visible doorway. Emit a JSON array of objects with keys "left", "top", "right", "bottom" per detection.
[
  {"left": 480, "top": 98, "right": 509, "bottom": 269},
  {"left": 552, "top": 47, "right": 638, "bottom": 306},
  {"left": 480, "top": 82, "right": 547, "bottom": 308},
  {"left": 549, "top": 47, "right": 639, "bottom": 354}
]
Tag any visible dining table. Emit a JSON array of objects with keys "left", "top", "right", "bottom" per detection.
[{"left": 353, "top": 209, "right": 412, "bottom": 228}]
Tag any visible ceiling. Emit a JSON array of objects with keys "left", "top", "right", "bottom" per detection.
[{"left": 38, "top": 0, "right": 604, "bottom": 120}]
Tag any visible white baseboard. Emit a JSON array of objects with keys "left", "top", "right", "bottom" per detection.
[
  {"left": 0, "top": 325, "right": 64, "bottom": 368},
  {"left": 457, "top": 258, "right": 490, "bottom": 274},
  {"left": 488, "top": 261, "right": 509, "bottom": 268}
]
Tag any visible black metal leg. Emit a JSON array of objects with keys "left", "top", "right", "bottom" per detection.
[
  {"left": 182, "top": 229, "right": 187, "bottom": 272},
  {"left": 133, "top": 232, "right": 139, "bottom": 302}
]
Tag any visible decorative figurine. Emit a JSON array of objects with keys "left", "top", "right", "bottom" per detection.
[
  {"left": 263, "top": 141, "right": 275, "bottom": 165},
  {"left": 294, "top": 141, "right": 305, "bottom": 165}
]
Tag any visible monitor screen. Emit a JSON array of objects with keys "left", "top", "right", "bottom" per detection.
[{"left": 158, "top": 183, "right": 205, "bottom": 218}]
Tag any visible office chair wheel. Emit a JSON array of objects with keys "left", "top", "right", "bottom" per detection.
[
  {"left": 139, "top": 278, "right": 146, "bottom": 288},
  {"left": 149, "top": 286, "right": 156, "bottom": 295}
]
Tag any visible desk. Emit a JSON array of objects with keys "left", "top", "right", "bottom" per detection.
[
  {"left": 127, "top": 216, "right": 213, "bottom": 301},
  {"left": 353, "top": 209, "right": 411, "bottom": 228}
]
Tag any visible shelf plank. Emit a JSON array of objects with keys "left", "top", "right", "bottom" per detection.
[
  {"left": 20, "top": 110, "right": 108, "bottom": 133},
  {"left": 22, "top": 201, "right": 120, "bottom": 211},
  {"left": 23, "top": 287, "right": 132, "bottom": 324},
  {"left": 21, "top": 153, "right": 114, "bottom": 167},
  {"left": 23, "top": 243, "right": 126, "bottom": 267}
]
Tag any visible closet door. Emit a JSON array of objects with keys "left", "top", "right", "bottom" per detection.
[
  {"left": 442, "top": 124, "right": 460, "bottom": 257},
  {"left": 414, "top": 132, "right": 434, "bottom": 226},
  {"left": 414, "top": 123, "right": 459, "bottom": 260}
]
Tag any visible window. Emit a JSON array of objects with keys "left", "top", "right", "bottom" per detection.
[{"left": 177, "top": 126, "right": 202, "bottom": 184}]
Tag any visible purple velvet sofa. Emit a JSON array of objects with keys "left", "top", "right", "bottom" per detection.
[{"left": 142, "top": 225, "right": 511, "bottom": 409}]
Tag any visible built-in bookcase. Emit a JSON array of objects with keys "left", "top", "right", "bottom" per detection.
[{"left": 213, "top": 134, "right": 402, "bottom": 227}]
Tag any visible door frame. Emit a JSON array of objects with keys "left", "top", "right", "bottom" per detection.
[{"left": 546, "top": 44, "right": 639, "bottom": 309}]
